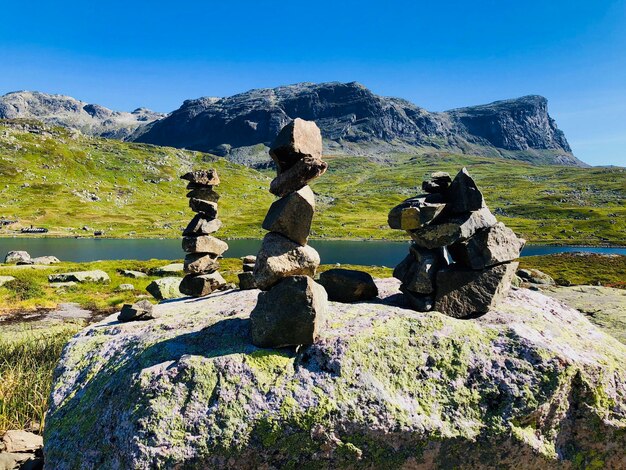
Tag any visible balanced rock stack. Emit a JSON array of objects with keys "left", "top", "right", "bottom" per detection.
[
  {"left": 389, "top": 168, "right": 525, "bottom": 318},
  {"left": 250, "top": 118, "right": 329, "bottom": 348},
  {"left": 179, "top": 169, "right": 228, "bottom": 297}
]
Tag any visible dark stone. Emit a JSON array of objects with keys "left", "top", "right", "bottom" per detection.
[
  {"left": 184, "top": 253, "right": 219, "bottom": 274},
  {"left": 422, "top": 171, "right": 452, "bottom": 194},
  {"left": 269, "top": 156, "right": 328, "bottom": 197},
  {"left": 317, "top": 268, "right": 378, "bottom": 303},
  {"left": 269, "top": 118, "right": 322, "bottom": 173},
  {"left": 400, "top": 287, "right": 434, "bottom": 312},
  {"left": 388, "top": 194, "right": 446, "bottom": 230},
  {"left": 188, "top": 198, "right": 218, "bottom": 217},
  {"left": 118, "top": 300, "right": 157, "bottom": 322},
  {"left": 179, "top": 272, "right": 226, "bottom": 297},
  {"left": 183, "top": 215, "right": 222, "bottom": 236},
  {"left": 250, "top": 276, "right": 328, "bottom": 348},
  {"left": 446, "top": 168, "right": 485, "bottom": 214},
  {"left": 434, "top": 262, "right": 518, "bottom": 318},
  {"left": 186, "top": 187, "right": 220, "bottom": 202},
  {"left": 181, "top": 169, "right": 220, "bottom": 186},
  {"left": 393, "top": 246, "right": 445, "bottom": 295},
  {"left": 238, "top": 272, "right": 257, "bottom": 290},
  {"left": 262, "top": 185, "right": 315, "bottom": 245},
  {"left": 242, "top": 263, "right": 255, "bottom": 272}
]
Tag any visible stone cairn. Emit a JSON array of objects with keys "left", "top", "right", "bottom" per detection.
[
  {"left": 179, "top": 169, "right": 229, "bottom": 297},
  {"left": 250, "top": 118, "right": 329, "bottom": 348},
  {"left": 388, "top": 168, "right": 525, "bottom": 318}
]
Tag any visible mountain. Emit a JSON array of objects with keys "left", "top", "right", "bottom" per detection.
[
  {"left": 132, "top": 82, "right": 583, "bottom": 166},
  {"left": 0, "top": 91, "right": 164, "bottom": 139}
]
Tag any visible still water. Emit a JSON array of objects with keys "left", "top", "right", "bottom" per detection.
[{"left": 0, "top": 238, "right": 624, "bottom": 266}]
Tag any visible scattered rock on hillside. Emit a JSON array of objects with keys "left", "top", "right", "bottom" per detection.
[
  {"left": 48, "top": 270, "right": 110, "bottom": 283},
  {"left": 4, "top": 251, "right": 30, "bottom": 264},
  {"left": 118, "top": 300, "right": 157, "bottom": 322},
  {"left": 0, "top": 276, "right": 15, "bottom": 287},
  {"left": 146, "top": 277, "right": 183, "bottom": 301},
  {"left": 30, "top": 255, "right": 60, "bottom": 265},
  {"left": 517, "top": 268, "right": 555, "bottom": 285},
  {"left": 119, "top": 270, "right": 147, "bottom": 278},
  {"left": 153, "top": 263, "right": 184, "bottom": 276}
]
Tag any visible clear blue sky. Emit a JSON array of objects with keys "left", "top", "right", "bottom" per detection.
[{"left": 1, "top": 0, "right": 625, "bottom": 166}]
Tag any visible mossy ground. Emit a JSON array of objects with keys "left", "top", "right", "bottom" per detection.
[{"left": 1, "top": 121, "right": 624, "bottom": 244}]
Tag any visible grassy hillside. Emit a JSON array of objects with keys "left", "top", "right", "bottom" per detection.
[{"left": 1, "top": 119, "right": 624, "bottom": 245}]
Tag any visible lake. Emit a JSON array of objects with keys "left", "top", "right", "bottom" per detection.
[{"left": 0, "top": 238, "right": 624, "bottom": 266}]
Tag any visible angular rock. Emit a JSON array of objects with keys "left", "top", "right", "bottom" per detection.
[
  {"left": 0, "top": 275, "right": 15, "bottom": 287},
  {"left": 2, "top": 430, "right": 43, "bottom": 453},
  {"left": 434, "top": 262, "right": 518, "bottom": 318},
  {"left": 4, "top": 251, "right": 30, "bottom": 264},
  {"left": 153, "top": 263, "right": 184, "bottom": 276},
  {"left": 269, "top": 156, "right": 328, "bottom": 197},
  {"left": 186, "top": 187, "right": 220, "bottom": 203},
  {"left": 118, "top": 284, "right": 135, "bottom": 291},
  {"left": 238, "top": 271, "right": 257, "bottom": 290},
  {"left": 181, "top": 169, "right": 220, "bottom": 186},
  {"left": 183, "top": 215, "right": 222, "bottom": 236},
  {"left": 182, "top": 236, "right": 229, "bottom": 256},
  {"left": 517, "top": 268, "right": 555, "bottom": 285},
  {"left": 188, "top": 198, "right": 218, "bottom": 217},
  {"left": 422, "top": 171, "right": 452, "bottom": 194},
  {"left": 184, "top": 253, "right": 219, "bottom": 275},
  {"left": 262, "top": 185, "right": 315, "bottom": 245},
  {"left": 179, "top": 272, "right": 226, "bottom": 297},
  {"left": 250, "top": 275, "right": 328, "bottom": 348},
  {"left": 242, "top": 263, "right": 255, "bottom": 273},
  {"left": 409, "top": 207, "right": 497, "bottom": 249},
  {"left": 119, "top": 270, "right": 147, "bottom": 278},
  {"left": 146, "top": 277, "right": 184, "bottom": 301},
  {"left": 448, "top": 222, "right": 526, "bottom": 269},
  {"left": 269, "top": 118, "right": 323, "bottom": 173},
  {"left": 0, "top": 452, "right": 34, "bottom": 470},
  {"left": 118, "top": 300, "right": 157, "bottom": 322},
  {"left": 393, "top": 246, "right": 445, "bottom": 295},
  {"left": 317, "top": 268, "right": 378, "bottom": 303},
  {"left": 48, "top": 270, "right": 110, "bottom": 283},
  {"left": 31, "top": 255, "right": 60, "bottom": 265},
  {"left": 253, "top": 233, "right": 320, "bottom": 290},
  {"left": 446, "top": 167, "right": 485, "bottom": 214},
  {"left": 241, "top": 255, "right": 256, "bottom": 265},
  {"left": 400, "top": 287, "right": 434, "bottom": 312},
  {"left": 388, "top": 194, "right": 446, "bottom": 230}
]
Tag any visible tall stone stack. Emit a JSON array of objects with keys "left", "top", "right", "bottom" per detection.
[
  {"left": 389, "top": 168, "right": 525, "bottom": 318},
  {"left": 250, "top": 118, "right": 329, "bottom": 348},
  {"left": 179, "top": 169, "right": 229, "bottom": 297}
]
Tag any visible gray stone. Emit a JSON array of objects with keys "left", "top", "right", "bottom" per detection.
[
  {"left": 179, "top": 272, "right": 226, "bottom": 297},
  {"left": 2, "top": 430, "right": 42, "bottom": 453},
  {"left": 118, "top": 300, "right": 157, "bottom": 322},
  {"left": 422, "top": 171, "right": 452, "bottom": 194},
  {"left": 48, "top": 270, "right": 110, "bottom": 283},
  {"left": 238, "top": 271, "right": 257, "bottom": 290},
  {"left": 409, "top": 207, "right": 497, "bottom": 249},
  {"left": 183, "top": 215, "right": 222, "bottom": 236},
  {"left": 118, "top": 284, "right": 135, "bottom": 291},
  {"left": 269, "top": 118, "right": 323, "bottom": 173},
  {"left": 182, "top": 236, "right": 229, "bottom": 256},
  {"left": 241, "top": 255, "right": 256, "bottom": 265},
  {"left": 0, "top": 452, "right": 33, "bottom": 470},
  {"left": 31, "top": 255, "right": 60, "bottom": 265},
  {"left": 434, "top": 262, "right": 518, "bottom": 318},
  {"left": 446, "top": 167, "right": 485, "bottom": 214},
  {"left": 0, "top": 275, "right": 15, "bottom": 287},
  {"left": 4, "top": 251, "right": 30, "bottom": 264},
  {"left": 186, "top": 187, "right": 220, "bottom": 202},
  {"left": 146, "top": 277, "right": 184, "bottom": 300},
  {"left": 49, "top": 281, "right": 77, "bottom": 289},
  {"left": 269, "top": 156, "right": 328, "bottom": 197},
  {"left": 250, "top": 275, "right": 328, "bottom": 348},
  {"left": 184, "top": 253, "right": 219, "bottom": 275},
  {"left": 387, "top": 194, "right": 445, "bottom": 230},
  {"left": 153, "top": 263, "right": 184, "bottom": 276},
  {"left": 400, "top": 287, "right": 434, "bottom": 312},
  {"left": 517, "top": 268, "right": 555, "bottom": 285},
  {"left": 188, "top": 198, "right": 218, "bottom": 217},
  {"left": 317, "top": 268, "right": 378, "bottom": 303},
  {"left": 448, "top": 222, "right": 525, "bottom": 269},
  {"left": 393, "top": 246, "right": 445, "bottom": 295},
  {"left": 120, "top": 270, "right": 147, "bottom": 278},
  {"left": 262, "top": 185, "right": 315, "bottom": 245},
  {"left": 181, "top": 169, "right": 220, "bottom": 186},
  {"left": 253, "top": 232, "right": 320, "bottom": 290}
]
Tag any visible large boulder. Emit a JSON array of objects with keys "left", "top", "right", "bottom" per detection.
[
  {"left": 262, "top": 185, "right": 315, "bottom": 245},
  {"left": 146, "top": 277, "right": 184, "bottom": 301},
  {"left": 48, "top": 270, "right": 110, "bottom": 283},
  {"left": 253, "top": 232, "right": 320, "bottom": 290},
  {"left": 250, "top": 275, "right": 328, "bottom": 348},
  {"left": 44, "top": 282, "right": 626, "bottom": 469},
  {"left": 317, "top": 268, "right": 378, "bottom": 303},
  {"left": 4, "top": 251, "right": 30, "bottom": 264}
]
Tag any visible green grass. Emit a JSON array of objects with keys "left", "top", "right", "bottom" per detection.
[
  {"left": 0, "top": 324, "right": 82, "bottom": 434},
  {"left": 0, "top": 120, "right": 624, "bottom": 245}
]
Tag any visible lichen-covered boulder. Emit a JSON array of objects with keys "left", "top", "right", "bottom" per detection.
[{"left": 44, "top": 280, "right": 626, "bottom": 470}]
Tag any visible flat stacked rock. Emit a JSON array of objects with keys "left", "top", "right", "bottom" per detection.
[
  {"left": 238, "top": 255, "right": 257, "bottom": 290},
  {"left": 179, "top": 169, "right": 228, "bottom": 297},
  {"left": 251, "top": 119, "right": 329, "bottom": 348},
  {"left": 389, "top": 168, "right": 525, "bottom": 318}
]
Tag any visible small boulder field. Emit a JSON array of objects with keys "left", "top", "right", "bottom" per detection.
[{"left": 44, "top": 279, "right": 626, "bottom": 469}]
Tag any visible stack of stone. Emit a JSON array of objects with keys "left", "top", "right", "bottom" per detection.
[
  {"left": 238, "top": 255, "right": 257, "bottom": 290},
  {"left": 179, "top": 169, "right": 229, "bottom": 297},
  {"left": 389, "top": 168, "right": 525, "bottom": 318},
  {"left": 250, "top": 118, "right": 329, "bottom": 348}
]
